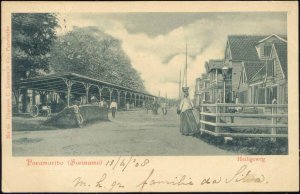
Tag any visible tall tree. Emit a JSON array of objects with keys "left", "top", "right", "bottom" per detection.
[
  {"left": 49, "top": 26, "right": 146, "bottom": 92},
  {"left": 12, "top": 13, "right": 59, "bottom": 111}
]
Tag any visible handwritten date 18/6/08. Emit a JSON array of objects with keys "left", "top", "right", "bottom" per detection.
[{"left": 105, "top": 156, "right": 149, "bottom": 172}]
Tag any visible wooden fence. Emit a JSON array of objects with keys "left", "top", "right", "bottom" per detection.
[{"left": 199, "top": 103, "right": 288, "bottom": 141}]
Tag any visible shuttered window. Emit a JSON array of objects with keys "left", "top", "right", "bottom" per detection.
[{"left": 263, "top": 45, "right": 272, "bottom": 57}]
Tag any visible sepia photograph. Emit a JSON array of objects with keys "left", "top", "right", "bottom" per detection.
[
  {"left": 2, "top": 1, "right": 298, "bottom": 192},
  {"left": 11, "top": 12, "right": 288, "bottom": 156}
]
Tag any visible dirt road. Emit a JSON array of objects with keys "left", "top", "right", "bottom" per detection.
[{"left": 12, "top": 108, "right": 232, "bottom": 156}]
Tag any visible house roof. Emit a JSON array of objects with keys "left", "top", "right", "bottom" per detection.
[
  {"left": 206, "top": 59, "right": 224, "bottom": 72},
  {"left": 249, "top": 65, "right": 266, "bottom": 84},
  {"left": 227, "top": 35, "right": 287, "bottom": 61},
  {"left": 228, "top": 35, "right": 266, "bottom": 61},
  {"left": 243, "top": 61, "right": 266, "bottom": 83},
  {"left": 273, "top": 42, "right": 287, "bottom": 78},
  {"left": 258, "top": 34, "right": 287, "bottom": 43}
]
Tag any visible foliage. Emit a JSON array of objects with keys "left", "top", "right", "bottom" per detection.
[
  {"left": 196, "top": 133, "right": 288, "bottom": 155},
  {"left": 49, "top": 26, "right": 145, "bottom": 92},
  {"left": 12, "top": 13, "right": 59, "bottom": 87}
]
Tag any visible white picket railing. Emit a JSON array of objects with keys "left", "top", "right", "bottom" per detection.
[{"left": 199, "top": 103, "right": 288, "bottom": 141}]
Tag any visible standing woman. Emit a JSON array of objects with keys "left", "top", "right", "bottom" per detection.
[{"left": 177, "top": 89, "right": 199, "bottom": 136}]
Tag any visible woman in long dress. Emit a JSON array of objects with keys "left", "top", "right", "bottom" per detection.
[{"left": 177, "top": 90, "right": 199, "bottom": 136}]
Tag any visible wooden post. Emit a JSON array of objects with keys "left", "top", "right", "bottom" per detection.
[
  {"left": 63, "top": 79, "right": 73, "bottom": 107},
  {"left": 97, "top": 86, "right": 103, "bottom": 101},
  {"left": 13, "top": 88, "right": 21, "bottom": 113},
  {"left": 215, "top": 104, "right": 220, "bottom": 134},
  {"left": 85, "top": 83, "right": 91, "bottom": 104},
  {"left": 32, "top": 90, "right": 36, "bottom": 105},
  {"left": 271, "top": 100, "right": 277, "bottom": 142},
  {"left": 129, "top": 92, "right": 132, "bottom": 104},
  {"left": 124, "top": 91, "right": 127, "bottom": 106},
  {"left": 134, "top": 94, "right": 137, "bottom": 107},
  {"left": 117, "top": 90, "right": 121, "bottom": 106},
  {"left": 200, "top": 104, "right": 204, "bottom": 134},
  {"left": 109, "top": 88, "right": 113, "bottom": 103}
]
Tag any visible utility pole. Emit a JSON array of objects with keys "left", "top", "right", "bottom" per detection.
[{"left": 185, "top": 42, "right": 188, "bottom": 87}]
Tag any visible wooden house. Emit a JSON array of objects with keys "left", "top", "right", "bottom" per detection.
[
  {"left": 264, "top": 42, "right": 288, "bottom": 104},
  {"left": 194, "top": 74, "right": 210, "bottom": 106},
  {"left": 236, "top": 41, "right": 287, "bottom": 104},
  {"left": 205, "top": 59, "right": 232, "bottom": 103},
  {"left": 224, "top": 34, "right": 287, "bottom": 104}
]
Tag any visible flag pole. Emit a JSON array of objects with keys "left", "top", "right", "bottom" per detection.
[
  {"left": 179, "top": 70, "right": 181, "bottom": 99},
  {"left": 185, "top": 42, "right": 188, "bottom": 87}
]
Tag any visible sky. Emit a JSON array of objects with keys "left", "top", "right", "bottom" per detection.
[{"left": 57, "top": 12, "right": 287, "bottom": 99}]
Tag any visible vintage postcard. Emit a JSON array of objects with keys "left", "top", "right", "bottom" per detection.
[{"left": 1, "top": 1, "right": 299, "bottom": 192}]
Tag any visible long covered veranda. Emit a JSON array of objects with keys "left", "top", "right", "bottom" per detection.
[{"left": 14, "top": 72, "right": 156, "bottom": 113}]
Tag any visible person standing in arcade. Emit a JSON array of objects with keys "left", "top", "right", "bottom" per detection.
[{"left": 110, "top": 99, "right": 118, "bottom": 118}]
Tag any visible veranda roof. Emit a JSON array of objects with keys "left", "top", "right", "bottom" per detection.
[{"left": 17, "top": 72, "right": 155, "bottom": 97}]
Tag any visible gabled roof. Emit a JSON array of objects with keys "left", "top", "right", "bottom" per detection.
[
  {"left": 273, "top": 42, "right": 287, "bottom": 78},
  {"left": 249, "top": 64, "right": 266, "bottom": 84},
  {"left": 258, "top": 34, "right": 287, "bottom": 43},
  {"left": 206, "top": 59, "right": 224, "bottom": 72},
  {"left": 228, "top": 35, "right": 266, "bottom": 61},
  {"left": 227, "top": 35, "right": 287, "bottom": 61},
  {"left": 243, "top": 61, "right": 266, "bottom": 83}
]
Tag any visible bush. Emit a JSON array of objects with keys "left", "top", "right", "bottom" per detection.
[{"left": 197, "top": 133, "right": 288, "bottom": 155}]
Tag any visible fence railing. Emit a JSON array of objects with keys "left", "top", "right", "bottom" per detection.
[{"left": 199, "top": 103, "right": 288, "bottom": 141}]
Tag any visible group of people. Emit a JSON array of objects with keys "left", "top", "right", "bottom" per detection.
[
  {"left": 98, "top": 98, "right": 118, "bottom": 118},
  {"left": 71, "top": 97, "right": 118, "bottom": 128},
  {"left": 146, "top": 99, "right": 169, "bottom": 115}
]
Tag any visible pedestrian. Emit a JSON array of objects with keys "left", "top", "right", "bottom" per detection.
[
  {"left": 146, "top": 102, "right": 151, "bottom": 114},
  {"left": 91, "top": 96, "right": 98, "bottom": 104},
  {"left": 161, "top": 101, "right": 167, "bottom": 115},
  {"left": 110, "top": 99, "right": 118, "bottom": 118},
  {"left": 177, "top": 88, "right": 199, "bottom": 136},
  {"left": 72, "top": 100, "right": 83, "bottom": 128},
  {"left": 152, "top": 99, "right": 159, "bottom": 115},
  {"left": 99, "top": 98, "right": 107, "bottom": 108}
]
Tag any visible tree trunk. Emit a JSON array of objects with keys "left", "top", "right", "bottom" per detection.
[
  {"left": 13, "top": 89, "right": 20, "bottom": 113},
  {"left": 21, "top": 89, "right": 28, "bottom": 113}
]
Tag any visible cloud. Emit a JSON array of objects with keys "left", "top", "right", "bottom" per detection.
[{"left": 57, "top": 13, "right": 287, "bottom": 99}]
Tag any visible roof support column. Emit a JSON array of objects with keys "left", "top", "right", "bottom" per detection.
[
  {"left": 129, "top": 92, "right": 132, "bottom": 103},
  {"left": 124, "top": 91, "right": 128, "bottom": 108},
  {"left": 13, "top": 88, "right": 21, "bottom": 113},
  {"left": 84, "top": 83, "right": 91, "bottom": 104},
  {"left": 117, "top": 90, "right": 121, "bottom": 106},
  {"left": 97, "top": 86, "right": 103, "bottom": 101},
  {"left": 142, "top": 95, "right": 145, "bottom": 107},
  {"left": 109, "top": 88, "right": 113, "bottom": 103},
  {"left": 134, "top": 93, "right": 137, "bottom": 107},
  {"left": 63, "top": 79, "right": 73, "bottom": 107},
  {"left": 138, "top": 95, "right": 141, "bottom": 107}
]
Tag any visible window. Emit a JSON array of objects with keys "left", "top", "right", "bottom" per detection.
[
  {"left": 263, "top": 45, "right": 272, "bottom": 57},
  {"left": 241, "top": 70, "right": 246, "bottom": 84}
]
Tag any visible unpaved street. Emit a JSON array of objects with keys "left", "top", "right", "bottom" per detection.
[{"left": 12, "top": 108, "right": 232, "bottom": 156}]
